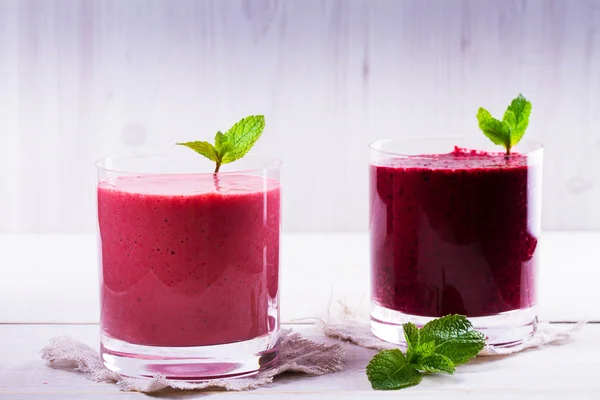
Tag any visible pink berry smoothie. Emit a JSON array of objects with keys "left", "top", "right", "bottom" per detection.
[{"left": 97, "top": 173, "right": 280, "bottom": 347}]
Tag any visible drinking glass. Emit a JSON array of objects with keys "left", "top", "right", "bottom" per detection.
[
  {"left": 369, "top": 137, "right": 542, "bottom": 347},
  {"left": 96, "top": 153, "right": 281, "bottom": 379}
]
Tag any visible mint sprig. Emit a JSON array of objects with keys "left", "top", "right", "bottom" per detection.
[
  {"left": 366, "top": 349, "right": 423, "bottom": 390},
  {"left": 477, "top": 94, "right": 532, "bottom": 155},
  {"left": 366, "top": 315, "right": 486, "bottom": 391},
  {"left": 177, "top": 115, "right": 265, "bottom": 173}
]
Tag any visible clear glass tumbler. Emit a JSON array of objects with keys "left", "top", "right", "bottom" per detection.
[
  {"left": 369, "top": 137, "right": 543, "bottom": 348},
  {"left": 96, "top": 153, "right": 281, "bottom": 379}
]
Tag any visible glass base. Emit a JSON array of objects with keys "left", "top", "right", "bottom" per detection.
[
  {"left": 371, "top": 303, "right": 537, "bottom": 348},
  {"left": 100, "top": 331, "right": 280, "bottom": 380}
]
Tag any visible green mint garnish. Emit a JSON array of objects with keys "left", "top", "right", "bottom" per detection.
[
  {"left": 403, "top": 322, "right": 420, "bottom": 363},
  {"left": 366, "top": 349, "right": 422, "bottom": 390},
  {"left": 418, "top": 314, "right": 486, "bottom": 365},
  {"left": 366, "top": 315, "right": 486, "bottom": 391},
  {"left": 477, "top": 94, "right": 532, "bottom": 155},
  {"left": 177, "top": 115, "right": 265, "bottom": 173},
  {"left": 412, "top": 352, "right": 456, "bottom": 374}
]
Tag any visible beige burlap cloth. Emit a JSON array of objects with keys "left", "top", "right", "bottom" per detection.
[{"left": 41, "top": 330, "right": 345, "bottom": 393}]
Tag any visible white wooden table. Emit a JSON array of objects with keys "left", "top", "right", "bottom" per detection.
[
  {"left": 1, "top": 323, "right": 598, "bottom": 399},
  {"left": 1, "top": 233, "right": 599, "bottom": 399}
]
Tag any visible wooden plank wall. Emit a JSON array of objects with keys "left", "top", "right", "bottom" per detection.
[{"left": 1, "top": 0, "right": 599, "bottom": 232}]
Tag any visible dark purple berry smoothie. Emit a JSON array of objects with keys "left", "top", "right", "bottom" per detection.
[
  {"left": 98, "top": 173, "right": 280, "bottom": 347},
  {"left": 370, "top": 147, "right": 539, "bottom": 318}
]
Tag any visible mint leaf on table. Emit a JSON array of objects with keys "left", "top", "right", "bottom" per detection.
[
  {"left": 403, "top": 322, "right": 420, "bottom": 348},
  {"left": 366, "top": 349, "right": 422, "bottom": 390},
  {"left": 419, "top": 315, "right": 486, "bottom": 365},
  {"left": 417, "top": 340, "right": 436, "bottom": 356},
  {"left": 412, "top": 353, "right": 455, "bottom": 374},
  {"left": 477, "top": 94, "right": 532, "bottom": 155},
  {"left": 403, "top": 322, "right": 420, "bottom": 363},
  {"left": 177, "top": 115, "right": 265, "bottom": 173},
  {"left": 366, "top": 315, "right": 486, "bottom": 391}
]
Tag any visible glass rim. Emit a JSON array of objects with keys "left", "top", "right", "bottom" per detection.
[
  {"left": 95, "top": 154, "right": 282, "bottom": 175},
  {"left": 368, "top": 136, "right": 543, "bottom": 159}
]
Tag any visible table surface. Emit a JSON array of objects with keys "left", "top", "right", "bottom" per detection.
[
  {"left": 1, "top": 232, "right": 599, "bottom": 398},
  {"left": 1, "top": 323, "right": 598, "bottom": 399}
]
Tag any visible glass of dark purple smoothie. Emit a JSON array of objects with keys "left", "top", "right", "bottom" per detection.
[
  {"left": 96, "top": 152, "right": 281, "bottom": 380},
  {"left": 369, "top": 137, "right": 543, "bottom": 347}
]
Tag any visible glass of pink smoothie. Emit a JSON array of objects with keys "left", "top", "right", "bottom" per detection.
[
  {"left": 96, "top": 152, "right": 281, "bottom": 380},
  {"left": 369, "top": 137, "right": 543, "bottom": 348}
]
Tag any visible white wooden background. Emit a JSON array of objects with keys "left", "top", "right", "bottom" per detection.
[{"left": 1, "top": 0, "right": 600, "bottom": 233}]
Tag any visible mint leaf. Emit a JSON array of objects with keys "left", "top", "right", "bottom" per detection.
[
  {"left": 214, "top": 131, "right": 231, "bottom": 162},
  {"left": 403, "top": 323, "right": 420, "bottom": 348},
  {"left": 503, "top": 94, "right": 531, "bottom": 146},
  {"left": 434, "top": 335, "right": 485, "bottom": 366},
  {"left": 477, "top": 94, "right": 532, "bottom": 154},
  {"left": 403, "top": 322, "right": 420, "bottom": 363},
  {"left": 477, "top": 108, "right": 511, "bottom": 150},
  {"left": 220, "top": 115, "right": 265, "bottom": 164},
  {"left": 365, "top": 315, "right": 485, "bottom": 391},
  {"left": 408, "top": 339, "right": 447, "bottom": 373},
  {"left": 175, "top": 141, "right": 218, "bottom": 163},
  {"left": 418, "top": 340, "right": 436, "bottom": 356},
  {"left": 177, "top": 115, "right": 266, "bottom": 173},
  {"left": 413, "top": 353, "right": 455, "bottom": 374},
  {"left": 419, "top": 315, "right": 486, "bottom": 365},
  {"left": 214, "top": 131, "right": 227, "bottom": 154},
  {"left": 366, "top": 349, "right": 422, "bottom": 390}
]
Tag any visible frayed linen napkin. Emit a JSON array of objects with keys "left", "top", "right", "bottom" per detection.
[
  {"left": 41, "top": 330, "right": 346, "bottom": 393},
  {"left": 318, "top": 305, "right": 585, "bottom": 356}
]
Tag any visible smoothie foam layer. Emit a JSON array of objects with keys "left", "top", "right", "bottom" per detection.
[
  {"left": 98, "top": 174, "right": 280, "bottom": 347},
  {"left": 99, "top": 173, "right": 279, "bottom": 196}
]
